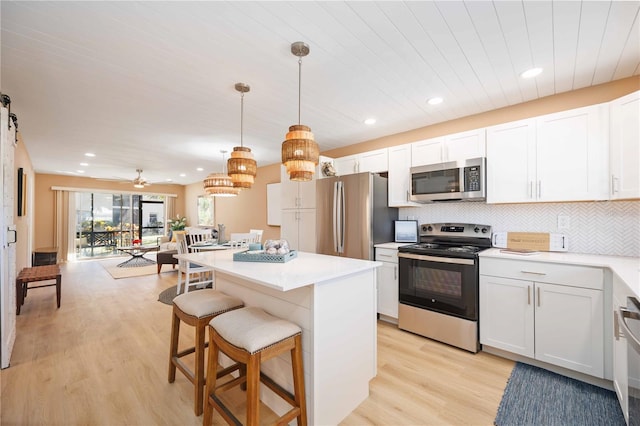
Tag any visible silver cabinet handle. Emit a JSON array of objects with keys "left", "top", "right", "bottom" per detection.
[
  {"left": 520, "top": 270, "right": 546, "bottom": 275},
  {"left": 394, "top": 266, "right": 397, "bottom": 280},
  {"left": 611, "top": 175, "right": 619, "bottom": 194},
  {"left": 619, "top": 307, "right": 640, "bottom": 352},
  {"left": 614, "top": 310, "right": 623, "bottom": 340},
  {"left": 537, "top": 286, "right": 541, "bottom": 307},
  {"left": 537, "top": 181, "right": 542, "bottom": 198},
  {"left": 529, "top": 181, "right": 533, "bottom": 199},
  {"left": 378, "top": 254, "right": 393, "bottom": 258},
  {"left": 527, "top": 285, "right": 531, "bottom": 305}
]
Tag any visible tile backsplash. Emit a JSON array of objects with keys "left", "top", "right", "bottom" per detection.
[{"left": 399, "top": 200, "right": 640, "bottom": 257}]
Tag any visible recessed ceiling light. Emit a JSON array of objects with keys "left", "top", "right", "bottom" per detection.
[
  {"left": 76, "top": 170, "right": 85, "bottom": 174},
  {"left": 179, "top": 173, "right": 186, "bottom": 177},
  {"left": 165, "top": 178, "right": 173, "bottom": 182},
  {"left": 520, "top": 67, "right": 543, "bottom": 79},
  {"left": 364, "top": 118, "right": 376, "bottom": 125},
  {"left": 84, "top": 152, "right": 96, "bottom": 157},
  {"left": 196, "top": 167, "right": 204, "bottom": 172},
  {"left": 427, "top": 97, "right": 443, "bottom": 105},
  {"left": 80, "top": 162, "right": 89, "bottom": 167}
]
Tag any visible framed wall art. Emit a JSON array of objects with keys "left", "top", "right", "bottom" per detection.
[{"left": 197, "top": 195, "right": 214, "bottom": 226}]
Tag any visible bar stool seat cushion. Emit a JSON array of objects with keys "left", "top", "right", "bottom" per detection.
[
  {"left": 210, "top": 307, "right": 302, "bottom": 354},
  {"left": 173, "top": 289, "right": 243, "bottom": 318}
]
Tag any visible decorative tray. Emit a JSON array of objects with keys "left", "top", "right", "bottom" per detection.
[{"left": 233, "top": 250, "right": 297, "bottom": 263}]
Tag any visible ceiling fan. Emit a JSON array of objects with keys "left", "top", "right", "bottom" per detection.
[{"left": 131, "top": 169, "right": 150, "bottom": 188}]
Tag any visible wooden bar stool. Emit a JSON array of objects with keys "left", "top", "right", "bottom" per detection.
[
  {"left": 203, "top": 306, "right": 307, "bottom": 426},
  {"left": 168, "top": 289, "right": 244, "bottom": 416}
]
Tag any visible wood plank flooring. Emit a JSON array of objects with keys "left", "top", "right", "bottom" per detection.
[{"left": 1, "top": 259, "right": 513, "bottom": 425}]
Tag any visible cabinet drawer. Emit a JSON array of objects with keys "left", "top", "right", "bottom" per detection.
[
  {"left": 376, "top": 248, "right": 398, "bottom": 263},
  {"left": 480, "top": 258, "right": 603, "bottom": 290}
]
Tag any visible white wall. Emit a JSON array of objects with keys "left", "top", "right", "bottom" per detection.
[{"left": 400, "top": 200, "right": 640, "bottom": 257}]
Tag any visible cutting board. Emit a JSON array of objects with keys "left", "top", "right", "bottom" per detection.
[{"left": 492, "top": 232, "right": 568, "bottom": 252}]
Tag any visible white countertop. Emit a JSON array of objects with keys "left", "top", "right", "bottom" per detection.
[
  {"left": 374, "top": 242, "right": 414, "bottom": 249},
  {"left": 175, "top": 249, "right": 381, "bottom": 292},
  {"left": 480, "top": 248, "right": 640, "bottom": 298}
]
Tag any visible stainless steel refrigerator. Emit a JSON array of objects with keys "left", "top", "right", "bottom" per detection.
[{"left": 316, "top": 172, "right": 398, "bottom": 260}]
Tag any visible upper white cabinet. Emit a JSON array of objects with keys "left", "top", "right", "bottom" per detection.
[
  {"left": 411, "top": 129, "right": 485, "bottom": 167},
  {"left": 486, "top": 104, "right": 609, "bottom": 203},
  {"left": 334, "top": 148, "right": 388, "bottom": 176},
  {"left": 610, "top": 90, "right": 640, "bottom": 200},
  {"left": 280, "top": 165, "right": 316, "bottom": 210},
  {"left": 486, "top": 119, "right": 537, "bottom": 203},
  {"left": 388, "top": 144, "right": 419, "bottom": 207},
  {"left": 411, "top": 137, "right": 444, "bottom": 166}
]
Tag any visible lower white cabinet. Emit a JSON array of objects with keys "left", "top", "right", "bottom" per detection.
[
  {"left": 613, "top": 275, "right": 634, "bottom": 423},
  {"left": 480, "top": 257, "right": 604, "bottom": 378},
  {"left": 281, "top": 209, "right": 316, "bottom": 253},
  {"left": 375, "top": 247, "right": 399, "bottom": 320}
]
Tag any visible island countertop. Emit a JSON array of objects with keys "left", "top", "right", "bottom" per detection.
[{"left": 174, "top": 249, "right": 382, "bottom": 292}]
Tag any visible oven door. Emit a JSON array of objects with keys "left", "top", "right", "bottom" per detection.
[
  {"left": 398, "top": 252, "right": 478, "bottom": 321},
  {"left": 619, "top": 297, "right": 640, "bottom": 425}
]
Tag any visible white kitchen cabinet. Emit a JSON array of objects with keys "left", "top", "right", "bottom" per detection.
[
  {"left": 334, "top": 148, "right": 388, "bottom": 176},
  {"left": 375, "top": 247, "right": 399, "bottom": 320},
  {"left": 480, "top": 257, "right": 604, "bottom": 378},
  {"left": 411, "top": 129, "right": 485, "bottom": 167},
  {"left": 536, "top": 104, "right": 609, "bottom": 202},
  {"left": 613, "top": 275, "right": 634, "bottom": 423},
  {"left": 610, "top": 90, "right": 640, "bottom": 200},
  {"left": 280, "top": 165, "right": 316, "bottom": 209},
  {"left": 388, "top": 144, "right": 420, "bottom": 207},
  {"left": 281, "top": 209, "right": 316, "bottom": 253},
  {"left": 486, "top": 103, "right": 609, "bottom": 203},
  {"left": 486, "top": 119, "right": 536, "bottom": 203},
  {"left": 411, "top": 137, "right": 444, "bottom": 167}
]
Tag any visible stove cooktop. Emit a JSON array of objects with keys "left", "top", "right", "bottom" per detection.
[{"left": 398, "top": 223, "right": 493, "bottom": 259}]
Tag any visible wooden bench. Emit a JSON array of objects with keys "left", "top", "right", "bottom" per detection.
[{"left": 16, "top": 265, "right": 62, "bottom": 315}]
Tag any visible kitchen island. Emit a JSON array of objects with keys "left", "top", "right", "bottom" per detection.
[{"left": 174, "top": 249, "right": 381, "bottom": 425}]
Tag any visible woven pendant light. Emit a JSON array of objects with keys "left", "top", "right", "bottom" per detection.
[
  {"left": 228, "top": 83, "right": 257, "bottom": 189},
  {"left": 204, "top": 150, "right": 240, "bottom": 197},
  {"left": 282, "top": 41, "right": 319, "bottom": 182}
]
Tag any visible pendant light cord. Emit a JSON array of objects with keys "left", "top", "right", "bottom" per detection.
[
  {"left": 298, "top": 57, "right": 302, "bottom": 125},
  {"left": 240, "top": 91, "right": 244, "bottom": 148}
]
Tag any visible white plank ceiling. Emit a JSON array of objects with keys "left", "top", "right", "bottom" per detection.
[{"left": 1, "top": 1, "right": 639, "bottom": 185}]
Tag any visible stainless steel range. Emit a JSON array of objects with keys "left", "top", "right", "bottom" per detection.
[{"left": 397, "top": 222, "right": 492, "bottom": 353}]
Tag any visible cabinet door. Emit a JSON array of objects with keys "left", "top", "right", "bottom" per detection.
[
  {"left": 297, "top": 180, "right": 316, "bottom": 209},
  {"left": 281, "top": 210, "right": 298, "bottom": 248},
  {"left": 536, "top": 104, "right": 609, "bottom": 202},
  {"left": 479, "top": 275, "right": 534, "bottom": 357},
  {"left": 486, "top": 119, "right": 536, "bottom": 203},
  {"left": 334, "top": 155, "right": 359, "bottom": 176},
  {"left": 280, "top": 166, "right": 299, "bottom": 209},
  {"left": 358, "top": 148, "right": 388, "bottom": 173},
  {"left": 444, "top": 129, "right": 486, "bottom": 161},
  {"left": 377, "top": 262, "right": 398, "bottom": 319},
  {"left": 613, "top": 275, "right": 633, "bottom": 422},
  {"left": 534, "top": 282, "right": 604, "bottom": 378},
  {"left": 411, "top": 137, "right": 443, "bottom": 166},
  {"left": 296, "top": 209, "right": 317, "bottom": 253},
  {"left": 388, "top": 144, "right": 419, "bottom": 207},
  {"left": 610, "top": 90, "right": 640, "bottom": 200}
]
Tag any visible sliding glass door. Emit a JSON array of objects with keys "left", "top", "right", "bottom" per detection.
[{"left": 75, "top": 192, "right": 165, "bottom": 259}]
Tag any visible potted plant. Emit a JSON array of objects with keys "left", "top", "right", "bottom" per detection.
[{"left": 167, "top": 214, "right": 187, "bottom": 240}]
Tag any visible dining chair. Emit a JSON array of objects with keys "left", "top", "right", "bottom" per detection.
[
  {"left": 228, "top": 232, "right": 259, "bottom": 248},
  {"left": 186, "top": 228, "right": 213, "bottom": 248},
  {"left": 176, "top": 233, "right": 214, "bottom": 294},
  {"left": 249, "top": 229, "right": 264, "bottom": 244}
]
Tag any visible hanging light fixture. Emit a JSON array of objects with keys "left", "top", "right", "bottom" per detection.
[
  {"left": 203, "top": 150, "right": 240, "bottom": 197},
  {"left": 282, "top": 41, "right": 319, "bottom": 182},
  {"left": 227, "top": 83, "right": 257, "bottom": 189}
]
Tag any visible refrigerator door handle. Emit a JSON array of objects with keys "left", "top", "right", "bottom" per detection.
[
  {"left": 331, "top": 182, "right": 339, "bottom": 252},
  {"left": 336, "top": 181, "right": 345, "bottom": 253}
]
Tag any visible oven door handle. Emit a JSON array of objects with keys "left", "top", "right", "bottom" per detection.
[
  {"left": 619, "top": 307, "right": 640, "bottom": 352},
  {"left": 398, "top": 252, "right": 475, "bottom": 265}
]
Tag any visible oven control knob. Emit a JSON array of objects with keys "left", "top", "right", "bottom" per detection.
[
  {"left": 481, "top": 227, "right": 488, "bottom": 234},
  {"left": 422, "top": 225, "right": 433, "bottom": 232},
  {"left": 474, "top": 227, "right": 480, "bottom": 233}
]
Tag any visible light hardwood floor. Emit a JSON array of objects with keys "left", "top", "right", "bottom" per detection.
[{"left": 1, "top": 258, "right": 513, "bottom": 425}]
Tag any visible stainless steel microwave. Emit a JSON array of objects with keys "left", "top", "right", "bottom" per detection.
[{"left": 410, "top": 157, "right": 486, "bottom": 203}]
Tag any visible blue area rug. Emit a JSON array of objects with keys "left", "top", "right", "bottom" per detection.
[{"left": 495, "top": 362, "right": 625, "bottom": 426}]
